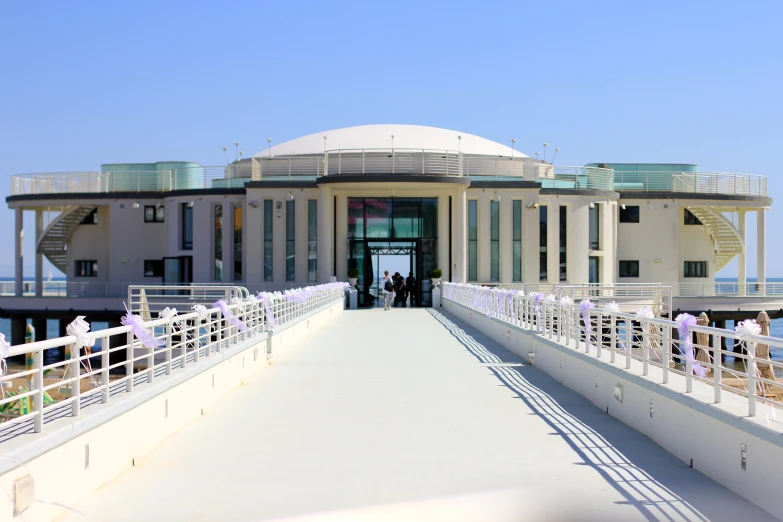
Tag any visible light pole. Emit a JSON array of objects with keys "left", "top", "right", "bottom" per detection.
[
  {"left": 222, "top": 147, "right": 228, "bottom": 165},
  {"left": 551, "top": 148, "right": 559, "bottom": 164},
  {"left": 535, "top": 152, "right": 540, "bottom": 160},
  {"left": 323, "top": 135, "right": 327, "bottom": 153},
  {"left": 543, "top": 142, "right": 548, "bottom": 163},
  {"left": 511, "top": 138, "right": 516, "bottom": 158},
  {"left": 457, "top": 135, "right": 461, "bottom": 152},
  {"left": 267, "top": 138, "right": 272, "bottom": 157},
  {"left": 235, "top": 142, "right": 240, "bottom": 162}
]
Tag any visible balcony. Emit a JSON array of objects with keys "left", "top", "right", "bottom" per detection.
[{"left": 614, "top": 171, "right": 768, "bottom": 197}]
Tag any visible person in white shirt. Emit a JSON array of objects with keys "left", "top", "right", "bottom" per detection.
[{"left": 381, "top": 271, "right": 394, "bottom": 311}]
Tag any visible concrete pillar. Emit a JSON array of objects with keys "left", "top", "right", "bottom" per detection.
[
  {"left": 11, "top": 317, "right": 26, "bottom": 346},
  {"left": 273, "top": 197, "right": 285, "bottom": 284},
  {"left": 601, "top": 202, "right": 615, "bottom": 284},
  {"left": 737, "top": 210, "right": 746, "bottom": 295},
  {"left": 437, "top": 195, "right": 450, "bottom": 283},
  {"left": 295, "top": 194, "right": 308, "bottom": 284},
  {"left": 547, "top": 203, "right": 560, "bottom": 284},
  {"left": 32, "top": 317, "right": 47, "bottom": 341},
  {"left": 317, "top": 186, "right": 334, "bottom": 283},
  {"left": 568, "top": 201, "right": 590, "bottom": 284},
  {"left": 35, "top": 210, "right": 43, "bottom": 297},
  {"left": 757, "top": 208, "right": 766, "bottom": 290},
  {"left": 478, "top": 194, "right": 490, "bottom": 282},
  {"left": 244, "top": 199, "right": 263, "bottom": 288},
  {"left": 335, "top": 194, "right": 348, "bottom": 282},
  {"left": 522, "top": 198, "right": 540, "bottom": 283},
  {"left": 453, "top": 188, "right": 467, "bottom": 283},
  {"left": 15, "top": 208, "right": 23, "bottom": 297},
  {"left": 193, "top": 201, "right": 212, "bottom": 282},
  {"left": 499, "top": 195, "right": 513, "bottom": 284}
]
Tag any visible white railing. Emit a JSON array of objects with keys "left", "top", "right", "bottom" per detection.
[
  {"left": 613, "top": 171, "right": 768, "bottom": 197},
  {"left": 0, "top": 281, "right": 246, "bottom": 299},
  {"left": 672, "top": 282, "right": 783, "bottom": 298},
  {"left": 128, "top": 285, "right": 249, "bottom": 319},
  {"left": 0, "top": 283, "right": 347, "bottom": 438},
  {"left": 443, "top": 283, "right": 783, "bottom": 417}
]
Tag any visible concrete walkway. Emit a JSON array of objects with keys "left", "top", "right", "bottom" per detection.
[{"left": 58, "top": 309, "right": 774, "bottom": 522}]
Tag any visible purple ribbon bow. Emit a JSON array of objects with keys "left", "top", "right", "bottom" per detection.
[
  {"left": 674, "top": 313, "right": 707, "bottom": 378},
  {"left": 215, "top": 299, "right": 249, "bottom": 332},
  {"left": 533, "top": 293, "right": 544, "bottom": 327},
  {"left": 580, "top": 300, "right": 596, "bottom": 349},
  {"left": 256, "top": 293, "right": 278, "bottom": 329},
  {"left": 121, "top": 312, "right": 164, "bottom": 349}
]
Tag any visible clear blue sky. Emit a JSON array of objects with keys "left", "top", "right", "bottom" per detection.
[{"left": 1, "top": 1, "right": 780, "bottom": 278}]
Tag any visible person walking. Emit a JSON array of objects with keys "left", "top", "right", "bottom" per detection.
[
  {"left": 405, "top": 272, "right": 416, "bottom": 308},
  {"left": 381, "top": 271, "right": 394, "bottom": 311},
  {"left": 393, "top": 272, "right": 405, "bottom": 307}
]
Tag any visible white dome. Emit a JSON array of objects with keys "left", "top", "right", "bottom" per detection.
[{"left": 252, "top": 124, "right": 527, "bottom": 158}]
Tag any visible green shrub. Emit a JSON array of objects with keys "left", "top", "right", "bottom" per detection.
[{"left": 430, "top": 268, "right": 443, "bottom": 278}]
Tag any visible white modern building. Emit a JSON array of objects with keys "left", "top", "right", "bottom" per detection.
[{"left": 3, "top": 124, "right": 776, "bottom": 342}]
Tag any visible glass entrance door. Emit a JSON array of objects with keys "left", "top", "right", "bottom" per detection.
[{"left": 362, "top": 241, "right": 423, "bottom": 308}]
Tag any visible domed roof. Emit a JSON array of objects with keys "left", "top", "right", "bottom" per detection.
[{"left": 252, "top": 124, "right": 527, "bottom": 158}]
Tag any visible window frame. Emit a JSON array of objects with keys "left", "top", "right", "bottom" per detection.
[
  {"left": 618, "top": 260, "right": 640, "bottom": 278},
  {"left": 684, "top": 261, "right": 708, "bottom": 278},
  {"left": 75, "top": 260, "right": 98, "bottom": 278},
  {"left": 144, "top": 205, "right": 165, "bottom": 223},
  {"left": 619, "top": 205, "right": 640, "bottom": 223},
  {"left": 144, "top": 259, "right": 164, "bottom": 277}
]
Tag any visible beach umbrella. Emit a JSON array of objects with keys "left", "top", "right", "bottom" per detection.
[
  {"left": 696, "top": 312, "right": 711, "bottom": 370},
  {"left": 756, "top": 311, "right": 775, "bottom": 396}
]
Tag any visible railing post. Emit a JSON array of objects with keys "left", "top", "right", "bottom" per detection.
[
  {"left": 610, "top": 316, "right": 616, "bottom": 363},
  {"left": 662, "top": 325, "right": 670, "bottom": 384},
  {"left": 126, "top": 332, "right": 134, "bottom": 392},
  {"left": 101, "top": 335, "right": 110, "bottom": 404},
  {"left": 216, "top": 311, "right": 223, "bottom": 352},
  {"left": 165, "top": 319, "right": 173, "bottom": 376},
  {"left": 194, "top": 318, "right": 201, "bottom": 362},
  {"left": 625, "top": 320, "right": 632, "bottom": 369},
  {"left": 70, "top": 343, "right": 80, "bottom": 417},
  {"left": 747, "top": 341, "right": 757, "bottom": 416},
  {"left": 642, "top": 321, "right": 649, "bottom": 376},
  {"left": 595, "top": 312, "right": 602, "bottom": 358},
  {"left": 713, "top": 332, "right": 722, "bottom": 403},
  {"left": 685, "top": 338, "right": 693, "bottom": 393},
  {"left": 33, "top": 348, "right": 44, "bottom": 433}
]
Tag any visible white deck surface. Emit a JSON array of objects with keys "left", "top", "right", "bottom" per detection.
[{"left": 58, "top": 309, "right": 775, "bottom": 522}]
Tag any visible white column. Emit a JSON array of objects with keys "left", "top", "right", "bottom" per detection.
[
  {"left": 738, "top": 210, "right": 746, "bottom": 295},
  {"left": 437, "top": 194, "right": 450, "bottom": 283},
  {"left": 478, "top": 195, "right": 490, "bottom": 282},
  {"left": 547, "top": 203, "right": 560, "bottom": 284},
  {"left": 453, "top": 188, "right": 467, "bottom": 283},
  {"left": 317, "top": 186, "right": 334, "bottom": 283},
  {"left": 568, "top": 201, "right": 589, "bottom": 284},
  {"left": 601, "top": 202, "right": 614, "bottom": 284},
  {"left": 244, "top": 199, "right": 263, "bottom": 288},
  {"left": 273, "top": 198, "right": 286, "bottom": 284},
  {"left": 35, "top": 209, "right": 43, "bottom": 297},
  {"left": 335, "top": 194, "right": 348, "bottom": 282},
  {"left": 15, "top": 208, "right": 23, "bottom": 297},
  {"left": 522, "top": 199, "right": 540, "bottom": 283},
  {"left": 500, "top": 195, "right": 513, "bottom": 283},
  {"left": 757, "top": 208, "right": 766, "bottom": 289}
]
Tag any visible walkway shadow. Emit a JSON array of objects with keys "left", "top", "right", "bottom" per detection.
[{"left": 428, "top": 309, "right": 775, "bottom": 522}]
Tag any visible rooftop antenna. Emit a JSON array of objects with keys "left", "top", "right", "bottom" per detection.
[
  {"left": 234, "top": 142, "right": 240, "bottom": 162},
  {"left": 511, "top": 138, "right": 516, "bottom": 158},
  {"left": 222, "top": 147, "right": 228, "bottom": 165},
  {"left": 543, "top": 142, "right": 548, "bottom": 163},
  {"left": 551, "top": 148, "right": 559, "bottom": 165},
  {"left": 267, "top": 138, "right": 272, "bottom": 157}
]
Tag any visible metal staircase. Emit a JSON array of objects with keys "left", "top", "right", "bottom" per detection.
[
  {"left": 685, "top": 207, "right": 744, "bottom": 272},
  {"left": 37, "top": 206, "right": 97, "bottom": 273}
]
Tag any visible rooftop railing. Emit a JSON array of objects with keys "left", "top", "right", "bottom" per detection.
[
  {"left": 443, "top": 283, "right": 783, "bottom": 418},
  {"left": 0, "top": 283, "right": 347, "bottom": 438},
  {"left": 616, "top": 171, "right": 768, "bottom": 197}
]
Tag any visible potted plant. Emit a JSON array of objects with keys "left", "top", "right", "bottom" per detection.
[
  {"left": 430, "top": 268, "right": 443, "bottom": 289},
  {"left": 347, "top": 267, "right": 359, "bottom": 288}
]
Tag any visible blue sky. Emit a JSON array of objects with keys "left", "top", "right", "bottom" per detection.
[{"left": 0, "top": 0, "right": 780, "bottom": 277}]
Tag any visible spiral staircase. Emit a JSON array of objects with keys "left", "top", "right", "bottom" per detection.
[
  {"left": 684, "top": 206, "right": 744, "bottom": 272},
  {"left": 36, "top": 206, "right": 97, "bottom": 273}
]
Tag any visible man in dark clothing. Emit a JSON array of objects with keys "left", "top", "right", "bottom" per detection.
[
  {"left": 393, "top": 272, "right": 405, "bottom": 307},
  {"left": 405, "top": 272, "right": 416, "bottom": 308}
]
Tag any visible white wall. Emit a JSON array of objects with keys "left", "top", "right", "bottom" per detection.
[{"left": 616, "top": 200, "right": 679, "bottom": 283}]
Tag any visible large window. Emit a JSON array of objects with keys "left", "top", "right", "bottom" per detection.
[
  {"left": 214, "top": 204, "right": 223, "bottom": 281},
  {"left": 144, "top": 205, "right": 165, "bottom": 223},
  {"left": 490, "top": 200, "right": 499, "bottom": 282},
  {"left": 559, "top": 205, "right": 567, "bottom": 281},
  {"left": 468, "top": 200, "right": 477, "bottom": 281},
  {"left": 286, "top": 200, "right": 295, "bottom": 281},
  {"left": 75, "top": 260, "right": 97, "bottom": 277},
  {"left": 80, "top": 208, "right": 98, "bottom": 225},
  {"left": 308, "top": 199, "right": 317, "bottom": 282},
  {"left": 512, "top": 200, "right": 522, "bottom": 282},
  {"left": 619, "top": 260, "right": 639, "bottom": 278},
  {"left": 263, "top": 200, "right": 273, "bottom": 281},
  {"left": 234, "top": 205, "right": 243, "bottom": 281},
  {"left": 684, "top": 209, "right": 703, "bottom": 225},
  {"left": 588, "top": 204, "right": 599, "bottom": 250},
  {"left": 181, "top": 203, "right": 193, "bottom": 250},
  {"left": 684, "top": 261, "right": 708, "bottom": 278},
  {"left": 619, "top": 205, "right": 639, "bottom": 223},
  {"left": 144, "top": 260, "right": 163, "bottom": 277},
  {"left": 539, "top": 206, "right": 547, "bottom": 281}
]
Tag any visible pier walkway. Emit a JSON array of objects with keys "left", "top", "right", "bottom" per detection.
[{"left": 58, "top": 309, "right": 773, "bottom": 521}]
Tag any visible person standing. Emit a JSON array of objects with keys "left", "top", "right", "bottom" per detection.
[
  {"left": 405, "top": 272, "right": 416, "bottom": 308},
  {"left": 393, "top": 272, "right": 405, "bottom": 307},
  {"left": 381, "top": 271, "right": 394, "bottom": 311}
]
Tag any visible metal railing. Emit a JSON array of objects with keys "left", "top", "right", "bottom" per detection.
[
  {"left": 443, "top": 283, "right": 783, "bottom": 417},
  {"left": 672, "top": 282, "right": 783, "bottom": 298},
  {"left": 0, "top": 281, "right": 246, "bottom": 299},
  {"left": 0, "top": 283, "right": 347, "bottom": 439},
  {"left": 615, "top": 171, "right": 768, "bottom": 197},
  {"left": 128, "top": 285, "right": 249, "bottom": 320}
]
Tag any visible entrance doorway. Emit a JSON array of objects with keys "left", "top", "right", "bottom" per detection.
[{"left": 366, "top": 241, "right": 419, "bottom": 308}]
